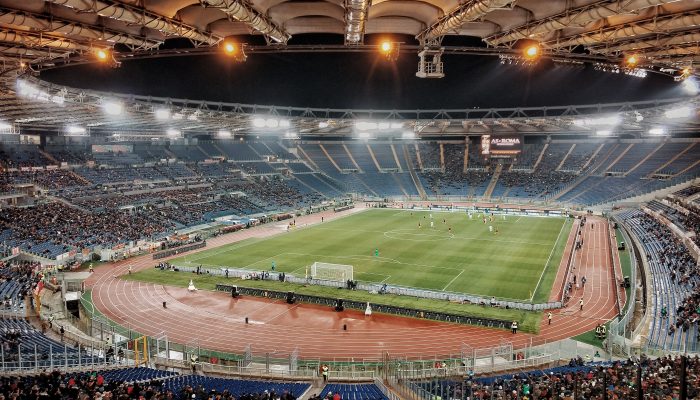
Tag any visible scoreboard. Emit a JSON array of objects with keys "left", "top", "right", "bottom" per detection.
[{"left": 480, "top": 135, "right": 522, "bottom": 158}]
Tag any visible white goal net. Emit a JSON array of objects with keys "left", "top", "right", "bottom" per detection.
[{"left": 309, "top": 262, "right": 354, "bottom": 282}]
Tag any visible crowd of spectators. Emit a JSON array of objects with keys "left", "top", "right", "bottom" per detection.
[
  {"left": 0, "top": 170, "right": 87, "bottom": 190},
  {"left": 426, "top": 355, "right": 699, "bottom": 399},
  {"left": 0, "top": 370, "right": 300, "bottom": 400},
  {"left": 0, "top": 202, "right": 174, "bottom": 252},
  {"left": 631, "top": 213, "right": 698, "bottom": 334},
  {"left": 0, "top": 260, "right": 38, "bottom": 309}
]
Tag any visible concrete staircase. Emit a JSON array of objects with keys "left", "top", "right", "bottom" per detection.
[
  {"left": 343, "top": 144, "right": 363, "bottom": 172},
  {"left": 483, "top": 164, "right": 503, "bottom": 198},
  {"left": 367, "top": 144, "right": 382, "bottom": 171},
  {"left": 297, "top": 146, "right": 320, "bottom": 170},
  {"left": 624, "top": 142, "right": 665, "bottom": 176},
  {"left": 404, "top": 144, "right": 427, "bottom": 200},
  {"left": 319, "top": 144, "right": 342, "bottom": 172},
  {"left": 390, "top": 144, "right": 403, "bottom": 172},
  {"left": 532, "top": 143, "right": 549, "bottom": 171},
  {"left": 556, "top": 144, "right": 576, "bottom": 171}
]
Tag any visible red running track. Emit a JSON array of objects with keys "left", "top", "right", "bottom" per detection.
[{"left": 86, "top": 209, "right": 620, "bottom": 360}]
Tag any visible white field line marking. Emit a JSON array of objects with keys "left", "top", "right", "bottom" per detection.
[
  {"left": 442, "top": 269, "right": 465, "bottom": 291},
  {"left": 530, "top": 219, "right": 568, "bottom": 302}
]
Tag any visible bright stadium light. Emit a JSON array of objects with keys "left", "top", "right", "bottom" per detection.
[
  {"left": 596, "top": 129, "right": 612, "bottom": 136},
  {"left": 217, "top": 130, "right": 232, "bottom": 138},
  {"left": 279, "top": 119, "right": 290, "bottom": 128},
  {"left": 0, "top": 121, "right": 12, "bottom": 130},
  {"left": 665, "top": 106, "right": 693, "bottom": 119},
  {"left": 166, "top": 128, "right": 181, "bottom": 137},
  {"left": 222, "top": 40, "right": 246, "bottom": 62},
  {"left": 51, "top": 95, "right": 64, "bottom": 105},
  {"left": 573, "top": 114, "right": 621, "bottom": 127},
  {"left": 252, "top": 117, "right": 266, "bottom": 128},
  {"left": 96, "top": 49, "right": 109, "bottom": 62},
  {"left": 390, "top": 122, "right": 403, "bottom": 129},
  {"left": 265, "top": 118, "right": 279, "bottom": 128},
  {"left": 648, "top": 127, "right": 667, "bottom": 135},
  {"left": 356, "top": 121, "right": 378, "bottom": 131},
  {"left": 103, "top": 101, "right": 123, "bottom": 115},
  {"left": 401, "top": 131, "right": 416, "bottom": 139},
  {"left": 523, "top": 44, "right": 540, "bottom": 60},
  {"left": 358, "top": 131, "right": 371, "bottom": 139},
  {"left": 682, "top": 77, "right": 699, "bottom": 95},
  {"left": 155, "top": 108, "right": 170, "bottom": 119},
  {"left": 318, "top": 121, "right": 329, "bottom": 128},
  {"left": 377, "top": 122, "right": 390, "bottom": 130},
  {"left": 625, "top": 54, "right": 639, "bottom": 68},
  {"left": 379, "top": 41, "right": 399, "bottom": 61},
  {"left": 66, "top": 126, "right": 86, "bottom": 134}
]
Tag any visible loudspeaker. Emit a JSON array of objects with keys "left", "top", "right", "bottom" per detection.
[
  {"left": 335, "top": 298, "right": 344, "bottom": 312},
  {"left": 231, "top": 286, "right": 238, "bottom": 298},
  {"left": 286, "top": 291, "right": 295, "bottom": 304}
]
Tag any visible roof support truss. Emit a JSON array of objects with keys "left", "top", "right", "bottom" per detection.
[
  {"left": 200, "top": 0, "right": 291, "bottom": 44},
  {"left": 46, "top": 0, "right": 221, "bottom": 46},
  {"left": 416, "top": 0, "right": 516, "bottom": 43}
]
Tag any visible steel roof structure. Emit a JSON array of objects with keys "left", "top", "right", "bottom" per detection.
[
  {"left": 0, "top": 0, "right": 698, "bottom": 73},
  {"left": 0, "top": 0, "right": 698, "bottom": 138},
  {"left": 0, "top": 74, "right": 696, "bottom": 138}
]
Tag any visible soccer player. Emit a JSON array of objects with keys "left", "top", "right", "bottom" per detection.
[
  {"left": 489, "top": 225, "right": 493, "bottom": 233},
  {"left": 430, "top": 221, "right": 434, "bottom": 228},
  {"left": 271, "top": 260, "right": 276, "bottom": 271},
  {"left": 418, "top": 222, "right": 421, "bottom": 228},
  {"left": 375, "top": 248, "right": 379, "bottom": 257}
]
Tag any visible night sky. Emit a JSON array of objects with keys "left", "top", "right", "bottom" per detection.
[{"left": 41, "top": 39, "right": 687, "bottom": 110}]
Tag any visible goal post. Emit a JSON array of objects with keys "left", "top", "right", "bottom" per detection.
[{"left": 309, "top": 262, "right": 354, "bottom": 282}]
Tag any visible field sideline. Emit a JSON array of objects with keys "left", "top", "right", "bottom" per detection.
[{"left": 171, "top": 208, "right": 572, "bottom": 302}]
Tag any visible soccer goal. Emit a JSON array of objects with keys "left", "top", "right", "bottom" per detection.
[{"left": 309, "top": 262, "right": 354, "bottom": 282}]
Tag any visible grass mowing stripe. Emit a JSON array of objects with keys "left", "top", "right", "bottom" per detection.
[
  {"left": 530, "top": 218, "right": 568, "bottom": 302},
  {"left": 169, "top": 209, "right": 569, "bottom": 301}
]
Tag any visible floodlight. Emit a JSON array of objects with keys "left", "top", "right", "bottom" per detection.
[
  {"left": 279, "top": 119, "right": 290, "bottom": 128},
  {"left": 648, "top": 127, "right": 667, "bottom": 135},
  {"left": 318, "top": 121, "right": 329, "bottom": 128},
  {"left": 625, "top": 54, "right": 639, "bottom": 67},
  {"left": 0, "top": 122, "right": 12, "bottom": 130},
  {"left": 66, "top": 126, "right": 86, "bottom": 134},
  {"left": 596, "top": 130, "right": 612, "bottom": 136},
  {"left": 665, "top": 106, "right": 693, "bottom": 119},
  {"left": 217, "top": 130, "right": 232, "bottom": 138},
  {"left": 381, "top": 41, "right": 392, "bottom": 53},
  {"left": 523, "top": 44, "right": 540, "bottom": 60},
  {"left": 166, "top": 128, "right": 181, "bottom": 137},
  {"left": 96, "top": 49, "right": 109, "bottom": 61},
  {"left": 682, "top": 78, "right": 699, "bottom": 95},
  {"left": 252, "top": 118, "right": 266, "bottom": 128},
  {"left": 155, "top": 108, "right": 170, "bottom": 120},
  {"left": 265, "top": 118, "right": 279, "bottom": 128},
  {"left": 401, "top": 131, "right": 416, "bottom": 139},
  {"left": 103, "top": 101, "right": 123, "bottom": 116}
]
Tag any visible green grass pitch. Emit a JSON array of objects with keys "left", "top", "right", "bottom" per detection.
[{"left": 173, "top": 209, "right": 572, "bottom": 302}]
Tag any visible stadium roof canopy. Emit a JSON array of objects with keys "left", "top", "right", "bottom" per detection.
[
  {"left": 0, "top": 0, "right": 699, "bottom": 73},
  {"left": 3, "top": 75, "right": 698, "bottom": 138},
  {"left": 1, "top": 0, "right": 700, "bottom": 138}
]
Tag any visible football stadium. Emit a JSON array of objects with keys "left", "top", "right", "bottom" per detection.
[{"left": 1, "top": 0, "right": 700, "bottom": 398}]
